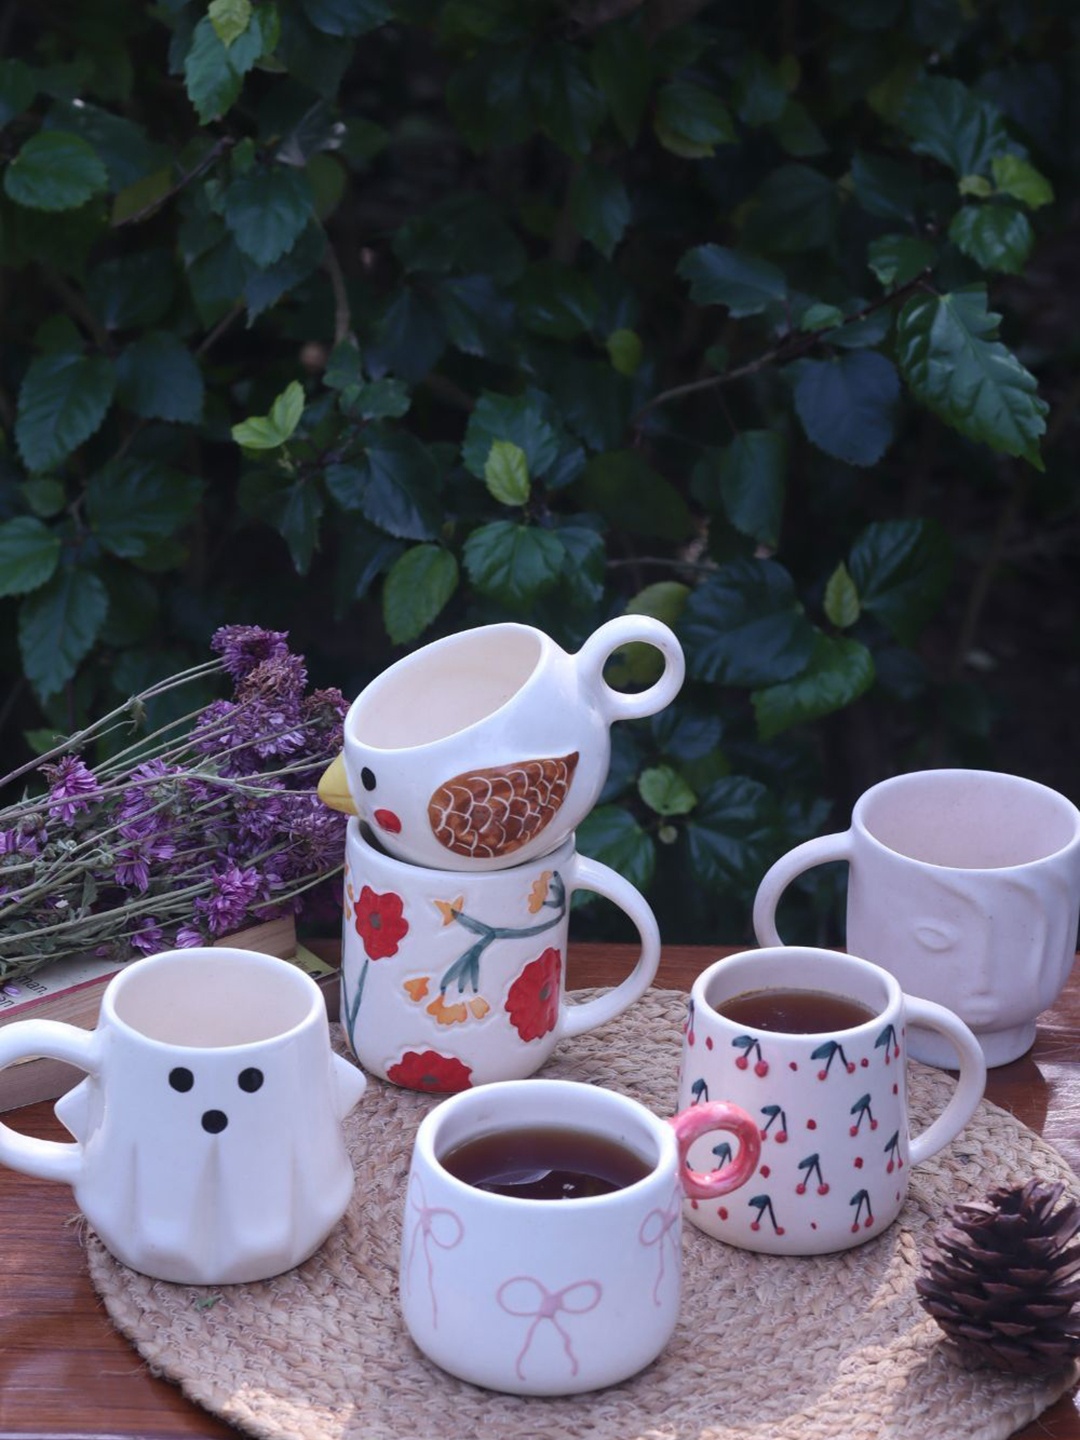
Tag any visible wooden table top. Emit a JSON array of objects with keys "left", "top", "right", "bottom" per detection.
[{"left": 2, "top": 941, "right": 1080, "bottom": 1440}]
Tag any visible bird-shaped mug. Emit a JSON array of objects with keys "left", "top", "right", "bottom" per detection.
[{"left": 320, "top": 616, "right": 685, "bottom": 873}]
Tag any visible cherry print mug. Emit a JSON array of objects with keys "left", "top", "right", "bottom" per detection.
[
  {"left": 340, "top": 819, "right": 661, "bottom": 1091},
  {"left": 676, "top": 947, "right": 986, "bottom": 1256},
  {"left": 0, "top": 948, "right": 368, "bottom": 1283},
  {"left": 399, "top": 1078, "right": 761, "bottom": 1394},
  {"left": 329, "top": 616, "right": 685, "bottom": 872}
]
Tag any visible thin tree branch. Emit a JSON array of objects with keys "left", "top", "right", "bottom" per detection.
[{"left": 114, "top": 136, "right": 237, "bottom": 228}]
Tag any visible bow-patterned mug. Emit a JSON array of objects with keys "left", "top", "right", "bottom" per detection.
[{"left": 399, "top": 1078, "right": 760, "bottom": 1394}]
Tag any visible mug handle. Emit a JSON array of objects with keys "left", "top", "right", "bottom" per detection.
[
  {"left": 669, "top": 1101, "right": 762, "bottom": 1199},
  {"left": 904, "top": 996, "right": 987, "bottom": 1166},
  {"left": 0, "top": 1020, "right": 98, "bottom": 1184},
  {"left": 558, "top": 854, "right": 661, "bottom": 1039},
  {"left": 752, "top": 831, "right": 853, "bottom": 946},
  {"left": 575, "top": 616, "right": 686, "bottom": 723}
]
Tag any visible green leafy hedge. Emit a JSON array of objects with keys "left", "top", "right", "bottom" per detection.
[{"left": 1, "top": 0, "right": 1076, "bottom": 944}]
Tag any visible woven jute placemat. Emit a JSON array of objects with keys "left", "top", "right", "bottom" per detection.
[{"left": 87, "top": 988, "right": 1080, "bottom": 1440}]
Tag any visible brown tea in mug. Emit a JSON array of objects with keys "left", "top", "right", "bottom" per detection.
[
  {"left": 719, "top": 987, "right": 877, "bottom": 1034},
  {"left": 440, "top": 1125, "right": 652, "bottom": 1200}
]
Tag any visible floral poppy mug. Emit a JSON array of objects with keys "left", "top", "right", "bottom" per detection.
[
  {"left": 676, "top": 947, "right": 986, "bottom": 1256},
  {"left": 400, "top": 1078, "right": 761, "bottom": 1394},
  {"left": 329, "top": 615, "right": 685, "bottom": 872},
  {"left": 340, "top": 819, "right": 661, "bottom": 1092}
]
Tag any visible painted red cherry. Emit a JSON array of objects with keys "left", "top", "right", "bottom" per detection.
[
  {"left": 760, "top": 1165, "right": 771, "bottom": 1178},
  {"left": 806, "top": 1119, "right": 817, "bottom": 1130},
  {"left": 860, "top": 1057, "right": 869, "bottom": 1067},
  {"left": 750, "top": 1221, "right": 761, "bottom": 1232},
  {"left": 854, "top": 1157, "right": 864, "bottom": 1168},
  {"left": 870, "top": 1119, "right": 878, "bottom": 1130},
  {"left": 796, "top": 1183, "right": 806, "bottom": 1195},
  {"left": 776, "top": 1226, "right": 786, "bottom": 1235},
  {"left": 817, "top": 1070, "right": 828, "bottom": 1080},
  {"left": 374, "top": 808, "right": 402, "bottom": 833},
  {"left": 789, "top": 1061, "right": 798, "bottom": 1071},
  {"left": 735, "top": 1056, "right": 749, "bottom": 1070},
  {"left": 717, "top": 1207, "right": 728, "bottom": 1220},
  {"left": 774, "top": 1131, "right": 788, "bottom": 1144},
  {"left": 818, "top": 1184, "right": 829, "bottom": 1195},
  {"left": 864, "top": 1217, "right": 873, "bottom": 1228},
  {"left": 846, "top": 1062, "right": 856, "bottom": 1074},
  {"left": 754, "top": 1060, "right": 769, "bottom": 1077},
  {"left": 705, "top": 1036, "right": 713, "bottom": 1049}
]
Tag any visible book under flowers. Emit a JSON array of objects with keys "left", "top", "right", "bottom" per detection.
[{"left": 0, "top": 626, "right": 349, "bottom": 986}]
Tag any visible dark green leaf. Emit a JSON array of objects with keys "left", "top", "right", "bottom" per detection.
[
  {"left": 370, "top": 286, "right": 446, "bottom": 383},
  {"left": 575, "top": 804, "right": 656, "bottom": 894},
  {"left": 44, "top": 103, "right": 170, "bottom": 191},
  {"left": 343, "top": 430, "right": 442, "bottom": 540},
  {"left": 210, "top": 0, "right": 251, "bottom": 47},
  {"left": 516, "top": 260, "right": 599, "bottom": 339},
  {"left": 276, "top": 478, "right": 323, "bottom": 573},
  {"left": 462, "top": 390, "right": 561, "bottom": 483},
  {"left": 244, "top": 220, "right": 326, "bottom": 322},
  {"left": 896, "top": 287, "right": 1047, "bottom": 468},
  {"left": 823, "top": 562, "right": 860, "bottom": 629},
  {"left": 752, "top": 634, "right": 875, "bottom": 740},
  {"left": 434, "top": 274, "right": 515, "bottom": 359},
  {"left": 589, "top": 22, "right": 651, "bottom": 145},
  {"left": 736, "top": 52, "right": 790, "bottom": 128},
  {"left": 743, "top": 163, "right": 839, "bottom": 253},
  {"left": 224, "top": 165, "right": 314, "bottom": 268},
  {"left": 715, "top": 431, "right": 787, "bottom": 547},
  {"left": 605, "top": 328, "right": 643, "bottom": 376},
  {"left": 898, "top": 75, "right": 1011, "bottom": 178},
  {"left": 382, "top": 544, "right": 459, "bottom": 644},
  {"left": 334, "top": 519, "right": 403, "bottom": 605},
  {"left": 552, "top": 521, "right": 606, "bottom": 609},
  {"left": 18, "top": 568, "right": 109, "bottom": 699},
  {"left": 86, "top": 251, "right": 177, "bottom": 330},
  {"left": 655, "top": 81, "right": 736, "bottom": 157},
  {"left": 683, "top": 776, "right": 776, "bottom": 889},
  {"left": 0, "top": 58, "right": 36, "bottom": 129},
  {"left": 0, "top": 517, "right": 61, "bottom": 596},
  {"left": 340, "top": 378, "right": 412, "bottom": 422},
  {"left": 948, "top": 203, "right": 1033, "bottom": 275},
  {"left": 299, "top": 0, "right": 391, "bottom": 37},
  {"left": 867, "top": 233, "right": 936, "bottom": 288},
  {"left": 15, "top": 351, "right": 116, "bottom": 473},
  {"left": 115, "top": 332, "right": 204, "bottom": 423},
  {"left": 569, "top": 162, "right": 631, "bottom": 259},
  {"left": 546, "top": 355, "right": 632, "bottom": 452},
  {"left": 4, "top": 131, "right": 108, "bottom": 212},
  {"left": 680, "top": 558, "right": 817, "bottom": 687},
  {"left": 850, "top": 150, "right": 922, "bottom": 222},
  {"left": 579, "top": 450, "right": 693, "bottom": 542},
  {"left": 528, "top": 43, "right": 605, "bottom": 157},
  {"left": 793, "top": 350, "right": 900, "bottom": 467},
  {"left": 678, "top": 245, "right": 788, "bottom": 317},
  {"left": 463, "top": 520, "right": 566, "bottom": 608},
  {"left": 393, "top": 194, "right": 525, "bottom": 284},
  {"left": 847, "top": 518, "right": 952, "bottom": 645},
  {"left": 183, "top": 8, "right": 278, "bottom": 122},
  {"left": 86, "top": 459, "right": 202, "bottom": 559}
]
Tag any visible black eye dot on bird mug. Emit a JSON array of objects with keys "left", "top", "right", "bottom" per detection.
[
  {"left": 238, "top": 1067, "right": 264, "bottom": 1093},
  {"left": 360, "top": 766, "right": 377, "bottom": 791},
  {"left": 169, "top": 1066, "right": 194, "bottom": 1092}
]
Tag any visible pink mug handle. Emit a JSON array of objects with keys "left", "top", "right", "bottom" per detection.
[{"left": 668, "top": 1101, "right": 761, "bottom": 1201}]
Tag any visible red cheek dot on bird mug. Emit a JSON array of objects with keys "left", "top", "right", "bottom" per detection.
[{"left": 374, "top": 809, "right": 402, "bottom": 834}]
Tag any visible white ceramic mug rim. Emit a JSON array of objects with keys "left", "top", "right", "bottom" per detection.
[
  {"left": 692, "top": 946, "right": 901, "bottom": 1038},
  {"left": 346, "top": 623, "right": 547, "bottom": 755},
  {"left": 415, "top": 1079, "right": 672, "bottom": 1209},
  {"left": 852, "top": 767, "right": 1080, "bottom": 870},
  {"left": 349, "top": 816, "right": 576, "bottom": 880},
  {"left": 101, "top": 947, "right": 323, "bottom": 1053}
]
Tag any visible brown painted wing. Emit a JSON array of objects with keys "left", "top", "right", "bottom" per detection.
[{"left": 428, "top": 753, "right": 580, "bottom": 860}]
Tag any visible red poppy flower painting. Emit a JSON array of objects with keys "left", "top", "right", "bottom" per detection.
[
  {"left": 505, "top": 946, "right": 562, "bottom": 1042},
  {"left": 353, "top": 884, "right": 408, "bottom": 960},
  {"left": 387, "top": 1049, "right": 473, "bottom": 1093}
]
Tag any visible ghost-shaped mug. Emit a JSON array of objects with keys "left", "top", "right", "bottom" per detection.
[{"left": 0, "top": 947, "right": 367, "bottom": 1284}]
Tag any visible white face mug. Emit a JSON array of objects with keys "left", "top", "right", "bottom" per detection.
[
  {"left": 0, "top": 948, "right": 367, "bottom": 1284},
  {"left": 340, "top": 820, "right": 660, "bottom": 1091},
  {"left": 325, "top": 616, "right": 684, "bottom": 871},
  {"left": 753, "top": 768, "right": 1080, "bottom": 1066},
  {"left": 399, "top": 1077, "right": 761, "bottom": 1394},
  {"left": 677, "top": 947, "right": 986, "bottom": 1256}
]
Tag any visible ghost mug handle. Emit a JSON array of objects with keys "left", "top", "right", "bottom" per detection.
[
  {"left": 752, "top": 832, "right": 854, "bottom": 947},
  {"left": 0, "top": 1020, "right": 99, "bottom": 1184}
]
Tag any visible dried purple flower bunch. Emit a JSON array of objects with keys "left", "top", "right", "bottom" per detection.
[{"left": 0, "top": 626, "right": 349, "bottom": 983}]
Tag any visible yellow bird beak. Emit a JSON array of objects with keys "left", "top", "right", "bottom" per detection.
[{"left": 317, "top": 752, "right": 358, "bottom": 815}]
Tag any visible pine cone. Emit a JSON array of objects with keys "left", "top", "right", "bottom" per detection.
[{"left": 916, "top": 1178, "right": 1080, "bottom": 1375}]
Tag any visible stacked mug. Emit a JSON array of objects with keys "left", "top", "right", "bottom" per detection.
[{"left": 321, "top": 617, "right": 687, "bottom": 1094}]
